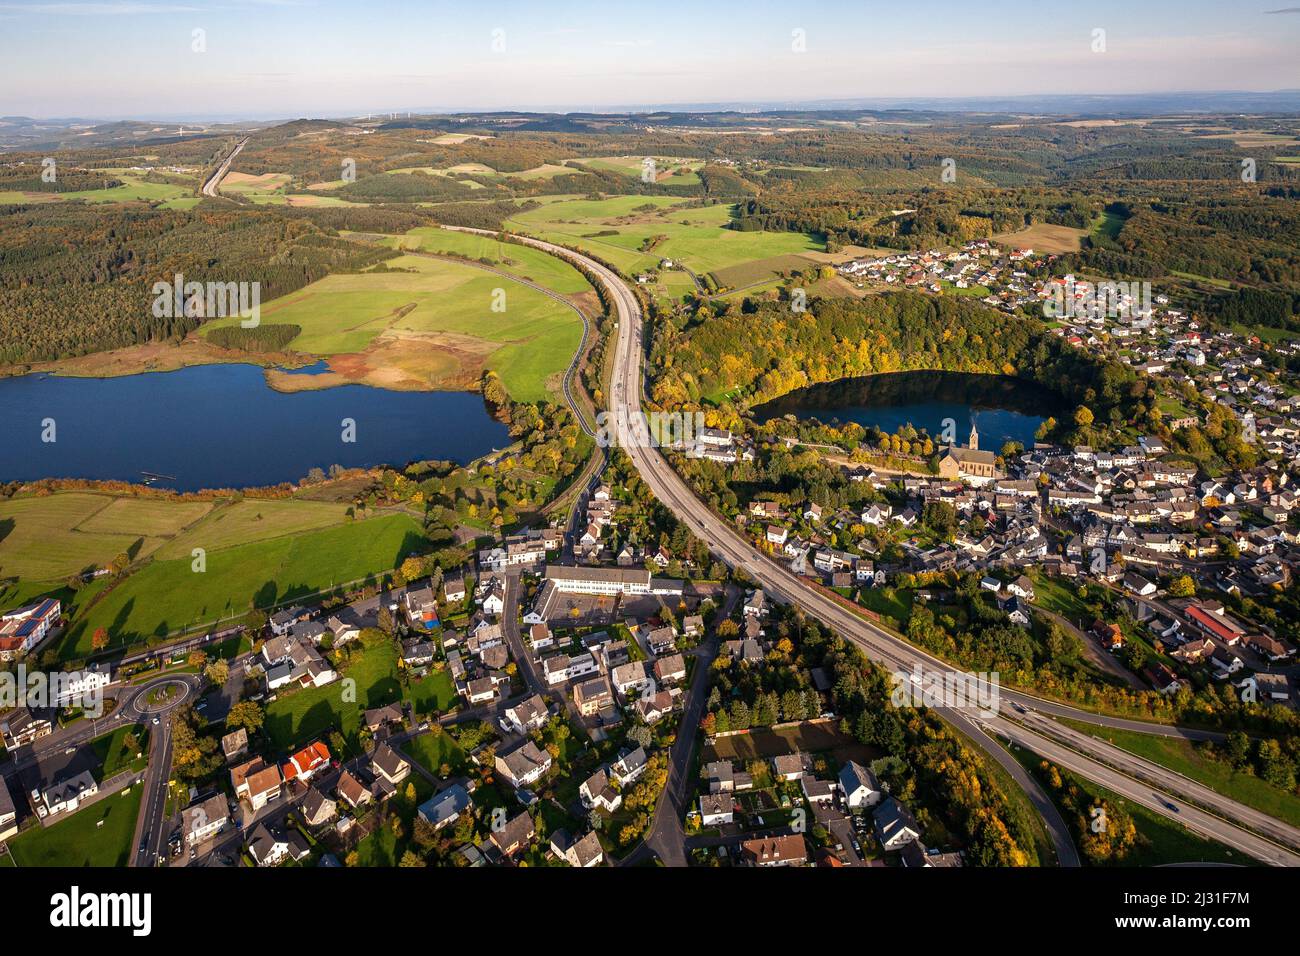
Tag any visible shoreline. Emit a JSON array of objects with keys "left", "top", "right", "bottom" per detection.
[{"left": 0, "top": 340, "right": 486, "bottom": 397}]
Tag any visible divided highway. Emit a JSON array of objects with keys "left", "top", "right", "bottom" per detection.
[
  {"left": 200, "top": 137, "right": 248, "bottom": 198},
  {"left": 460, "top": 225, "right": 1300, "bottom": 867}
]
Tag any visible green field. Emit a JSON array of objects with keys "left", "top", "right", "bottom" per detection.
[
  {"left": 58, "top": 512, "right": 425, "bottom": 656},
  {"left": 1091, "top": 210, "right": 1126, "bottom": 241},
  {"left": 0, "top": 172, "right": 194, "bottom": 207},
  {"left": 505, "top": 195, "right": 824, "bottom": 277},
  {"left": 8, "top": 785, "right": 143, "bottom": 867},
  {"left": 203, "top": 254, "right": 582, "bottom": 402},
  {"left": 152, "top": 498, "right": 353, "bottom": 559},
  {"left": 0, "top": 492, "right": 203, "bottom": 582},
  {"left": 378, "top": 227, "right": 595, "bottom": 295}
]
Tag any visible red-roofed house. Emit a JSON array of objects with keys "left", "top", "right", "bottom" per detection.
[
  {"left": 282, "top": 741, "right": 330, "bottom": 783},
  {"left": 0, "top": 599, "right": 61, "bottom": 660},
  {"left": 1185, "top": 605, "right": 1244, "bottom": 645}
]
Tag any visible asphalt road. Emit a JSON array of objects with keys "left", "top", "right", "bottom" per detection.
[{"left": 200, "top": 137, "right": 247, "bottom": 198}]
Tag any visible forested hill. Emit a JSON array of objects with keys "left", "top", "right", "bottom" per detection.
[
  {"left": 651, "top": 291, "right": 1153, "bottom": 430},
  {"left": 0, "top": 202, "right": 399, "bottom": 365}
]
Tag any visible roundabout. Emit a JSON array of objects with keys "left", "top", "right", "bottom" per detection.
[{"left": 130, "top": 677, "right": 196, "bottom": 718}]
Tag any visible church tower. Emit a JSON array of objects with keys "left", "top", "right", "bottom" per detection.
[{"left": 968, "top": 422, "right": 979, "bottom": 451}]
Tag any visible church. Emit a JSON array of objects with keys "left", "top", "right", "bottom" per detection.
[{"left": 937, "top": 423, "right": 1002, "bottom": 484}]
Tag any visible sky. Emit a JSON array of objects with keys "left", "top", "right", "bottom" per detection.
[{"left": 0, "top": 0, "right": 1298, "bottom": 120}]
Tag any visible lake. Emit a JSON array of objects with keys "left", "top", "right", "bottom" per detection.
[
  {"left": 752, "top": 370, "right": 1060, "bottom": 451},
  {"left": 0, "top": 363, "right": 510, "bottom": 492}
]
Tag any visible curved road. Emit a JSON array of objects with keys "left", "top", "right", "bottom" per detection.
[
  {"left": 462, "top": 224, "right": 1300, "bottom": 867},
  {"left": 200, "top": 137, "right": 248, "bottom": 198}
]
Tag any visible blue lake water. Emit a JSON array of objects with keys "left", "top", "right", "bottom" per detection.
[
  {"left": 0, "top": 364, "right": 510, "bottom": 492},
  {"left": 752, "top": 371, "right": 1060, "bottom": 451}
]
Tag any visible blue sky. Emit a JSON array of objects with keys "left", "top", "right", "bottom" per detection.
[{"left": 1, "top": 0, "right": 1298, "bottom": 119}]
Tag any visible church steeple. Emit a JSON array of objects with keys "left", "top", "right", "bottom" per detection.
[{"left": 968, "top": 422, "right": 979, "bottom": 451}]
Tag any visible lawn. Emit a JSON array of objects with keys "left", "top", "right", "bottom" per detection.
[
  {"left": 89, "top": 724, "right": 150, "bottom": 780},
  {"left": 350, "top": 774, "right": 434, "bottom": 866},
  {"left": 857, "top": 586, "right": 914, "bottom": 626},
  {"left": 8, "top": 785, "right": 143, "bottom": 867},
  {"left": 202, "top": 254, "right": 582, "bottom": 402},
  {"left": 403, "top": 669, "right": 458, "bottom": 717},
  {"left": 1061, "top": 719, "right": 1300, "bottom": 828},
  {"left": 506, "top": 196, "right": 824, "bottom": 278},
  {"left": 58, "top": 513, "right": 426, "bottom": 657},
  {"left": 401, "top": 731, "right": 468, "bottom": 779}
]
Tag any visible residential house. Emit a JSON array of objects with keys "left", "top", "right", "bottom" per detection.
[
  {"left": 300, "top": 787, "right": 338, "bottom": 827},
  {"left": 371, "top": 744, "right": 411, "bottom": 787},
  {"left": 489, "top": 812, "right": 536, "bottom": 859},
  {"left": 698, "top": 793, "right": 734, "bottom": 826},
  {"left": 0, "top": 707, "right": 53, "bottom": 749},
  {"left": 416, "top": 783, "right": 472, "bottom": 830},
  {"left": 740, "top": 834, "right": 808, "bottom": 867},
  {"left": 495, "top": 739, "right": 552, "bottom": 789},
  {"left": 221, "top": 728, "right": 249, "bottom": 763},
  {"left": 0, "top": 778, "right": 16, "bottom": 843},
  {"left": 503, "top": 694, "right": 549, "bottom": 735},
  {"left": 874, "top": 797, "right": 922, "bottom": 850},
  {"left": 839, "top": 760, "right": 882, "bottom": 809},
  {"left": 610, "top": 660, "right": 655, "bottom": 701},
  {"left": 579, "top": 768, "right": 621, "bottom": 812},
  {"left": 182, "top": 793, "right": 230, "bottom": 846},
  {"left": 336, "top": 770, "right": 372, "bottom": 810},
  {"left": 247, "top": 822, "right": 310, "bottom": 867},
  {"left": 551, "top": 829, "right": 604, "bottom": 867},
  {"left": 801, "top": 776, "right": 836, "bottom": 806},
  {"left": 232, "top": 757, "right": 282, "bottom": 811},
  {"left": 653, "top": 653, "right": 687, "bottom": 685},
  {"left": 282, "top": 741, "right": 331, "bottom": 784},
  {"left": 772, "top": 752, "right": 808, "bottom": 782},
  {"left": 41, "top": 770, "right": 98, "bottom": 816},
  {"left": 573, "top": 676, "right": 613, "bottom": 717},
  {"left": 610, "top": 746, "right": 648, "bottom": 786}
]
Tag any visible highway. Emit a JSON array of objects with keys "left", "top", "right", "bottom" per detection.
[
  {"left": 453, "top": 224, "right": 1300, "bottom": 867},
  {"left": 200, "top": 137, "right": 248, "bottom": 198}
]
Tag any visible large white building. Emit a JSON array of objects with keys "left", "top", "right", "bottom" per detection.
[{"left": 544, "top": 566, "right": 683, "bottom": 597}]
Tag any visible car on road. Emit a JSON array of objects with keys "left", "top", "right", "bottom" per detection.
[
  {"left": 1011, "top": 702, "right": 1027, "bottom": 714},
  {"left": 64, "top": 746, "right": 76, "bottom": 754},
  {"left": 152, "top": 716, "right": 160, "bottom": 724}
]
